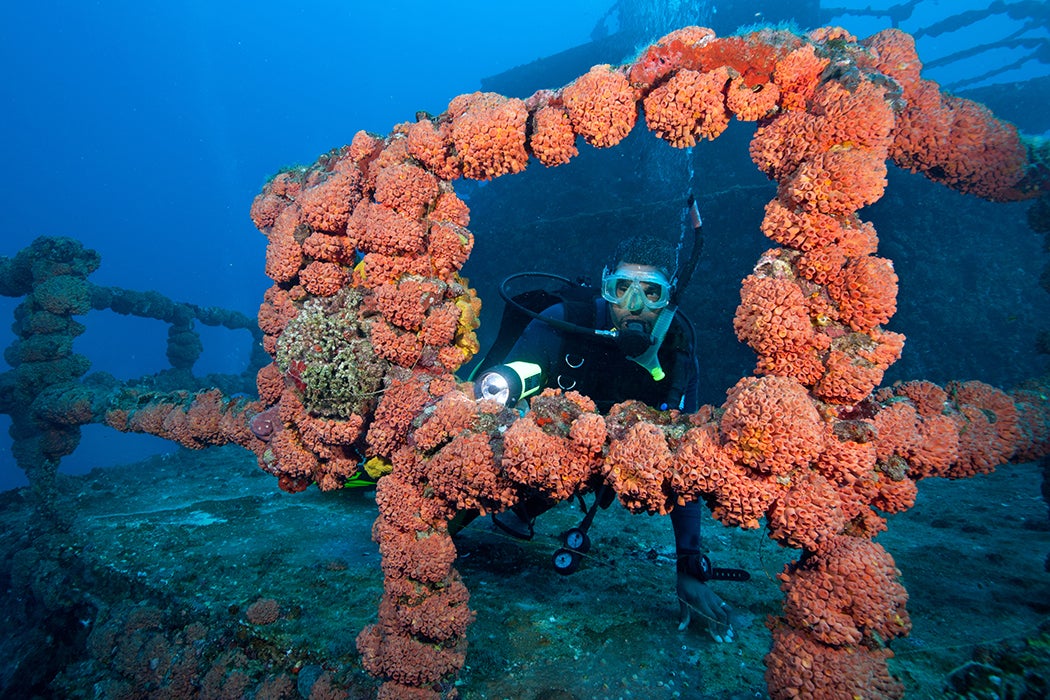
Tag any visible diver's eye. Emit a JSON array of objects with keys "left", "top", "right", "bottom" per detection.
[
  {"left": 615, "top": 279, "right": 632, "bottom": 297},
  {"left": 642, "top": 283, "right": 662, "bottom": 301}
]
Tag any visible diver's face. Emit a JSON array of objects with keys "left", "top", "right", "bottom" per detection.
[{"left": 608, "top": 263, "right": 664, "bottom": 332}]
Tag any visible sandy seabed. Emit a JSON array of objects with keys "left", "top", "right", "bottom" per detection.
[{"left": 1, "top": 445, "right": 1047, "bottom": 698}]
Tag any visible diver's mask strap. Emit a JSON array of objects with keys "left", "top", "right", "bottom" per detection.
[{"left": 627, "top": 306, "right": 676, "bottom": 381}]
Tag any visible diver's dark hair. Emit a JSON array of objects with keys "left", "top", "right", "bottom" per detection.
[{"left": 609, "top": 236, "right": 678, "bottom": 282}]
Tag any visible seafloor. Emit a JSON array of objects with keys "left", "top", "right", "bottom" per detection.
[{"left": 1, "top": 445, "right": 1048, "bottom": 699}]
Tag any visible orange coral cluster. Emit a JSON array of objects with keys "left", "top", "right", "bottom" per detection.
[
  {"left": 561, "top": 65, "right": 638, "bottom": 148},
  {"left": 405, "top": 119, "right": 461, "bottom": 182},
  {"left": 894, "top": 88, "right": 1029, "bottom": 201},
  {"left": 751, "top": 80, "right": 894, "bottom": 212},
  {"left": 643, "top": 67, "right": 731, "bottom": 147},
  {"left": 245, "top": 117, "right": 486, "bottom": 503},
  {"left": 721, "top": 376, "right": 825, "bottom": 476},
  {"left": 826, "top": 256, "right": 898, "bottom": 332},
  {"left": 528, "top": 103, "right": 579, "bottom": 167},
  {"left": 870, "top": 379, "right": 1045, "bottom": 482},
  {"left": 778, "top": 537, "right": 911, "bottom": 648},
  {"left": 366, "top": 375, "right": 432, "bottom": 460},
  {"left": 733, "top": 275, "right": 827, "bottom": 384},
  {"left": 253, "top": 388, "right": 368, "bottom": 491},
  {"left": 447, "top": 92, "right": 529, "bottom": 180},
  {"left": 772, "top": 43, "right": 829, "bottom": 112},
  {"left": 726, "top": 75, "right": 780, "bottom": 121},
  {"left": 627, "top": 26, "right": 719, "bottom": 87},
  {"left": 427, "top": 432, "right": 516, "bottom": 514},
  {"left": 357, "top": 473, "right": 468, "bottom": 697},
  {"left": 766, "top": 472, "right": 846, "bottom": 552},
  {"left": 106, "top": 389, "right": 260, "bottom": 451},
  {"left": 814, "top": 331, "right": 904, "bottom": 405},
  {"left": 603, "top": 421, "right": 676, "bottom": 513},
  {"left": 766, "top": 539, "right": 908, "bottom": 699},
  {"left": 357, "top": 385, "right": 617, "bottom": 697},
  {"left": 734, "top": 75, "right": 907, "bottom": 407},
  {"left": 504, "top": 390, "right": 606, "bottom": 501},
  {"left": 766, "top": 624, "right": 903, "bottom": 700},
  {"left": 405, "top": 391, "right": 518, "bottom": 513},
  {"left": 502, "top": 412, "right": 593, "bottom": 502},
  {"left": 861, "top": 29, "right": 1031, "bottom": 201},
  {"left": 588, "top": 378, "right": 1043, "bottom": 697}
]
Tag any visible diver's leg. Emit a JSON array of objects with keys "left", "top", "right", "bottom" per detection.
[
  {"left": 448, "top": 509, "right": 480, "bottom": 538},
  {"left": 492, "top": 494, "right": 555, "bottom": 540},
  {"left": 671, "top": 499, "right": 704, "bottom": 575}
]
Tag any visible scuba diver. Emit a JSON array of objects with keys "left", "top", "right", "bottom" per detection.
[{"left": 468, "top": 199, "right": 746, "bottom": 642}]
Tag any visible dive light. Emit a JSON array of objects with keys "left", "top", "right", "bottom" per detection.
[{"left": 473, "top": 361, "right": 544, "bottom": 407}]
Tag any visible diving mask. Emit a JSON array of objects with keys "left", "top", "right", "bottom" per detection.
[{"left": 601, "top": 266, "right": 672, "bottom": 312}]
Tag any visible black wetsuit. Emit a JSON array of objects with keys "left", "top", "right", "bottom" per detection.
[
  {"left": 497, "top": 297, "right": 706, "bottom": 568},
  {"left": 504, "top": 298, "right": 698, "bottom": 412}
]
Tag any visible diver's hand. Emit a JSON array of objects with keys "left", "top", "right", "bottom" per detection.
[{"left": 676, "top": 572, "right": 734, "bottom": 643}]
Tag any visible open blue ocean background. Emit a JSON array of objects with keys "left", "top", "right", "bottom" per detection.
[{"left": 1, "top": 0, "right": 1047, "bottom": 490}]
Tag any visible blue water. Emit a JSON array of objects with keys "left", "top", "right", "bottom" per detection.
[{"left": 0, "top": 0, "right": 1047, "bottom": 489}]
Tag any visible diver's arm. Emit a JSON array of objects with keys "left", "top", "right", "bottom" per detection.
[
  {"left": 669, "top": 341, "right": 731, "bottom": 639},
  {"left": 474, "top": 304, "right": 565, "bottom": 406},
  {"left": 672, "top": 501, "right": 733, "bottom": 641},
  {"left": 492, "top": 302, "right": 567, "bottom": 396},
  {"left": 503, "top": 303, "right": 566, "bottom": 374}
]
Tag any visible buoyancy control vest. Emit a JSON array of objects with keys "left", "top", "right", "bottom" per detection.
[{"left": 553, "top": 300, "right": 697, "bottom": 413}]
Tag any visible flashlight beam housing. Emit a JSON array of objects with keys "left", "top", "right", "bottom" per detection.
[{"left": 473, "top": 361, "right": 544, "bottom": 407}]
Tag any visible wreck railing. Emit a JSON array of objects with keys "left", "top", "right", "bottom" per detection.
[{"left": 0, "top": 235, "right": 266, "bottom": 517}]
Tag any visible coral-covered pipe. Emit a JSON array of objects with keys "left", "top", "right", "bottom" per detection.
[{"left": 238, "top": 24, "right": 1049, "bottom": 699}]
